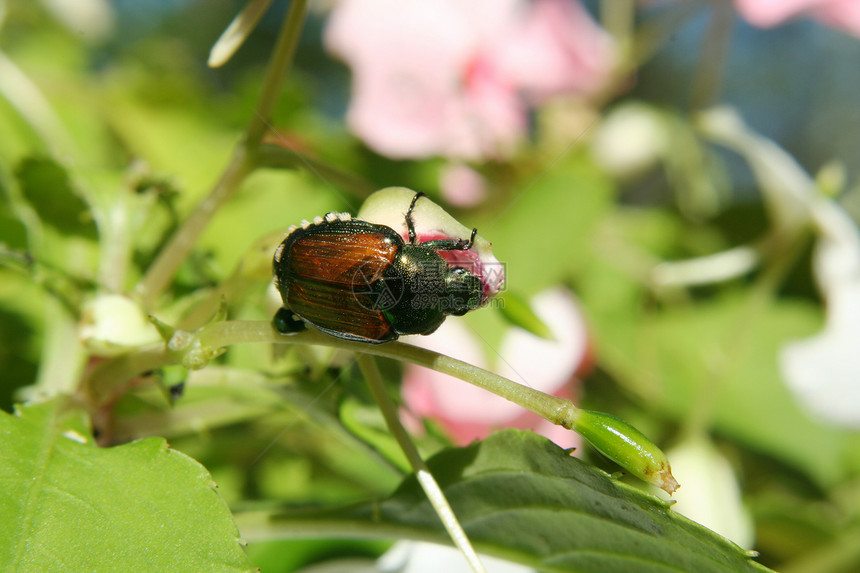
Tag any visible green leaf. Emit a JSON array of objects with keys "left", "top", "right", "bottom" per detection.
[
  {"left": 483, "top": 156, "right": 613, "bottom": 296},
  {"left": 496, "top": 290, "right": 553, "bottom": 339},
  {"left": 0, "top": 399, "right": 254, "bottom": 572},
  {"left": 14, "top": 156, "right": 97, "bottom": 239},
  {"left": 252, "top": 430, "right": 770, "bottom": 572},
  {"left": 589, "top": 284, "right": 860, "bottom": 487},
  {"left": 339, "top": 394, "right": 411, "bottom": 473}
]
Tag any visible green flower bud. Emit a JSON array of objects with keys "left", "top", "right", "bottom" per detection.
[
  {"left": 79, "top": 295, "right": 161, "bottom": 356},
  {"left": 573, "top": 409, "right": 679, "bottom": 494}
]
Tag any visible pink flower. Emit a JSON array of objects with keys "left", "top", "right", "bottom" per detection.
[
  {"left": 400, "top": 288, "right": 591, "bottom": 448},
  {"left": 491, "top": 0, "right": 619, "bottom": 101},
  {"left": 324, "top": 0, "right": 616, "bottom": 160},
  {"left": 439, "top": 163, "right": 488, "bottom": 208},
  {"left": 734, "top": 0, "right": 860, "bottom": 36}
]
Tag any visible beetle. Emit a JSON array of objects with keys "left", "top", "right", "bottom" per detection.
[{"left": 272, "top": 192, "right": 484, "bottom": 343}]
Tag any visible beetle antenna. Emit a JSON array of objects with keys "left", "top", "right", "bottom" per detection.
[{"left": 406, "top": 192, "right": 425, "bottom": 245}]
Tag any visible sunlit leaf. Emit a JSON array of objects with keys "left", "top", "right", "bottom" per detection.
[
  {"left": 496, "top": 290, "right": 553, "bottom": 339},
  {"left": 0, "top": 399, "right": 255, "bottom": 572},
  {"left": 246, "top": 430, "right": 771, "bottom": 572}
]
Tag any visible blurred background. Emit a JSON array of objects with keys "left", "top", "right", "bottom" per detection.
[{"left": 2, "top": 1, "right": 860, "bottom": 571}]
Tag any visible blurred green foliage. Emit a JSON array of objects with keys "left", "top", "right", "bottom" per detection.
[{"left": 1, "top": 1, "right": 860, "bottom": 572}]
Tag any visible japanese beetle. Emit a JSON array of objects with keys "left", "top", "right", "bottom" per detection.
[{"left": 273, "top": 192, "right": 484, "bottom": 343}]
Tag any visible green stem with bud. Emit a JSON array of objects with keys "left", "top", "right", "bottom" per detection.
[{"left": 84, "top": 319, "right": 679, "bottom": 493}]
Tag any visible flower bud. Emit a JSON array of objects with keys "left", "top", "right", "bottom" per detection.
[
  {"left": 357, "top": 187, "right": 505, "bottom": 302},
  {"left": 79, "top": 294, "right": 161, "bottom": 356},
  {"left": 573, "top": 409, "right": 679, "bottom": 494}
]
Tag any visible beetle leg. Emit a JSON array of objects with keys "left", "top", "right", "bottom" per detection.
[
  {"left": 465, "top": 227, "right": 477, "bottom": 250},
  {"left": 420, "top": 240, "right": 467, "bottom": 251},
  {"left": 273, "top": 307, "right": 306, "bottom": 334},
  {"left": 419, "top": 228, "right": 477, "bottom": 251},
  {"left": 405, "top": 192, "right": 425, "bottom": 245}
]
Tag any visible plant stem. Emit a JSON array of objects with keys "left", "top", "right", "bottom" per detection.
[
  {"left": 246, "top": 0, "right": 308, "bottom": 146},
  {"left": 98, "top": 190, "right": 133, "bottom": 293},
  {"left": 88, "top": 323, "right": 677, "bottom": 490},
  {"left": 134, "top": 0, "right": 309, "bottom": 309},
  {"left": 679, "top": 230, "right": 811, "bottom": 440},
  {"left": 85, "top": 346, "right": 174, "bottom": 407},
  {"left": 689, "top": 1, "right": 734, "bottom": 111},
  {"left": 600, "top": 0, "right": 634, "bottom": 49},
  {"left": 198, "top": 322, "right": 581, "bottom": 429},
  {"left": 630, "top": 1, "right": 706, "bottom": 68},
  {"left": 135, "top": 150, "right": 254, "bottom": 308},
  {"left": 357, "top": 355, "right": 487, "bottom": 573},
  {"left": 86, "top": 321, "right": 582, "bottom": 430},
  {"left": 37, "top": 299, "right": 85, "bottom": 397},
  {"left": 256, "top": 143, "right": 376, "bottom": 199}
]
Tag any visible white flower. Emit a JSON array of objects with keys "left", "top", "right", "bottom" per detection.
[
  {"left": 590, "top": 102, "right": 669, "bottom": 178},
  {"left": 779, "top": 199, "right": 860, "bottom": 427},
  {"left": 378, "top": 541, "right": 536, "bottom": 573},
  {"left": 700, "top": 107, "right": 860, "bottom": 427},
  {"left": 663, "top": 437, "right": 755, "bottom": 548}
]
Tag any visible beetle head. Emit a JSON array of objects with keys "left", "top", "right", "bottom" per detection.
[{"left": 445, "top": 267, "right": 483, "bottom": 316}]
